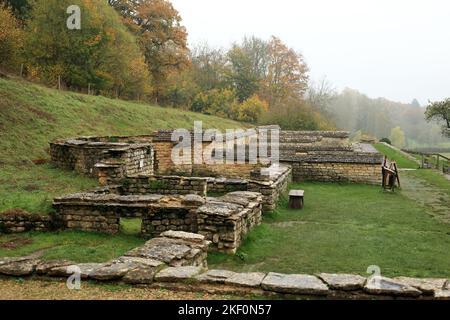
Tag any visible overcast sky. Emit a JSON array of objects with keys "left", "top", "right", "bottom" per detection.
[{"left": 171, "top": 0, "right": 450, "bottom": 105}]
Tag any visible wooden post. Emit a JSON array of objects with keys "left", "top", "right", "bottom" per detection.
[
  {"left": 20, "top": 64, "right": 24, "bottom": 78},
  {"left": 88, "top": 83, "right": 91, "bottom": 95},
  {"left": 58, "top": 76, "right": 61, "bottom": 90}
]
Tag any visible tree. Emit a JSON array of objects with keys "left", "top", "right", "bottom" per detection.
[
  {"left": 110, "top": 0, "right": 190, "bottom": 102},
  {"left": 1, "top": 0, "right": 29, "bottom": 19},
  {"left": 411, "top": 98, "right": 421, "bottom": 108},
  {"left": 0, "top": 4, "right": 24, "bottom": 71},
  {"left": 307, "top": 77, "right": 337, "bottom": 114},
  {"left": 191, "top": 88, "right": 236, "bottom": 118},
  {"left": 389, "top": 126, "right": 406, "bottom": 148},
  {"left": 425, "top": 98, "right": 450, "bottom": 137},
  {"left": 226, "top": 36, "right": 269, "bottom": 102},
  {"left": 25, "top": 0, "right": 150, "bottom": 98},
  {"left": 261, "top": 36, "right": 309, "bottom": 106}
]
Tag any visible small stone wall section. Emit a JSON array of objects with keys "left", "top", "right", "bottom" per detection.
[
  {"left": 0, "top": 211, "right": 52, "bottom": 234},
  {"left": 50, "top": 137, "right": 154, "bottom": 184},
  {"left": 120, "top": 175, "right": 207, "bottom": 196}
]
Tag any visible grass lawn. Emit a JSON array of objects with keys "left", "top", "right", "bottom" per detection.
[
  {"left": 0, "top": 219, "right": 145, "bottom": 262},
  {"left": 0, "top": 164, "right": 97, "bottom": 214},
  {"left": 208, "top": 181, "right": 450, "bottom": 278},
  {"left": 373, "top": 143, "right": 419, "bottom": 169}
]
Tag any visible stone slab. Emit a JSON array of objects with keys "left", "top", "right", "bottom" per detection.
[
  {"left": 123, "top": 266, "right": 160, "bottom": 284},
  {"left": 317, "top": 273, "right": 366, "bottom": 291},
  {"left": 36, "top": 260, "right": 74, "bottom": 275},
  {"left": 224, "top": 272, "right": 267, "bottom": 288},
  {"left": 364, "top": 276, "right": 422, "bottom": 297},
  {"left": 155, "top": 266, "right": 204, "bottom": 282},
  {"left": 394, "top": 277, "right": 447, "bottom": 295},
  {"left": 48, "top": 263, "right": 105, "bottom": 279},
  {"left": 89, "top": 262, "right": 138, "bottom": 281},
  {"left": 0, "top": 259, "right": 39, "bottom": 276},
  {"left": 261, "top": 273, "right": 329, "bottom": 295},
  {"left": 195, "top": 269, "right": 237, "bottom": 284}
]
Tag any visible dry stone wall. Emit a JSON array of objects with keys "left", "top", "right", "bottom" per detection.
[
  {"left": 0, "top": 210, "right": 52, "bottom": 234},
  {"left": 278, "top": 131, "right": 383, "bottom": 184},
  {"left": 120, "top": 175, "right": 207, "bottom": 196},
  {"left": 50, "top": 137, "right": 154, "bottom": 184}
]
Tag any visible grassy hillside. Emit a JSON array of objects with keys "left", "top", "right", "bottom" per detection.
[
  {"left": 0, "top": 78, "right": 244, "bottom": 214},
  {"left": 0, "top": 78, "right": 244, "bottom": 164}
]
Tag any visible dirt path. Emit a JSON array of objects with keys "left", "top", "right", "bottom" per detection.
[
  {"left": 400, "top": 171, "right": 450, "bottom": 224},
  {"left": 0, "top": 278, "right": 241, "bottom": 300}
]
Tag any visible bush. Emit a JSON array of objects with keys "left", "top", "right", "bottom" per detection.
[
  {"left": 380, "top": 137, "right": 391, "bottom": 145},
  {"left": 231, "top": 95, "right": 268, "bottom": 123},
  {"left": 191, "top": 88, "right": 237, "bottom": 118},
  {"left": 0, "top": 5, "right": 24, "bottom": 71}
]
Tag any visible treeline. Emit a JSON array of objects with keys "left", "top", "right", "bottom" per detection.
[
  {"left": 327, "top": 88, "right": 448, "bottom": 148},
  {"left": 0, "top": 0, "right": 332, "bottom": 129}
]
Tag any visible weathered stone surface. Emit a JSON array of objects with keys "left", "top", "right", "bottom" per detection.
[
  {"left": 261, "top": 273, "right": 329, "bottom": 295},
  {"left": 123, "top": 266, "right": 160, "bottom": 284},
  {"left": 434, "top": 290, "right": 450, "bottom": 299},
  {"left": 0, "top": 259, "right": 39, "bottom": 276},
  {"left": 36, "top": 260, "right": 74, "bottom": 275},
  {"left": 155, "top": 266, "right": 204, "bottom": 282},
  {"left": 195, "top": 269, "right": 237, "bottom": 284},
  {"left": 394, "top": 277, "right": 447, "bottom": 295},
  {"left": 364, "top": 276, "right": 421, "bottom": 297},
  {"left": 224, "top": 272, "right": 266, "bottom": 288},
  {"left": 181, "top": 194, "right": 206, "bottom": 207},
  {"left": 317, "top": 273, "right": 366, "bottom": 291},
  {"left": 0, "top": 257, "right": 30, "bottom": 266},
  {"left": 113, "top": 256, "right": 164, "bottom": 268},
  {"left": 160, "top": 230, "right": 205, "bottom": 243},
  {"left": 48, "top": 263, "right": 105, "bottom": 279},
  {"left": 89, "top": 262, "right": 138, "bottom": 281}
]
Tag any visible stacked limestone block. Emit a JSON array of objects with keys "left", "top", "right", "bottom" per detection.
[
  {"left": 53, "top": 192, "right": 164, "bottom": 233},
  {"left": 0, "top": 210, "right": 52, "bottom": 234},
  {"left": 120, "top": 175, "right": 208, "bottom": 196},
  {"left": 207, "top": 177, "right": 248, "bottom": 194},
  {"left": 141, "top": 195, "right": 206, "bottom": 238},
  {"left": 248, "top": 165, "right": 292, "bottom": 212},
  {"left": 196, "top": 191, "right": 263, "bottom": 254},
  {"left": 125, "top": 230, "right": 210, "bottom": 267},
  {"left": 50, "top": 137, "right": 153, "bottom": 184}
]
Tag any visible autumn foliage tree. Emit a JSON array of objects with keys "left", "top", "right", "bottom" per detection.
[
  {"left": 25, "top": 0, "right": 150, "bottom": 98},
  {"left": 425, "top": 98, "right": 450, "bottom": 138},
  {"left": 109, "top": 0, "right": 190, "bottom": 102},
  {"left": 0, "top": 3, "right": 24, "bottom": 71}
]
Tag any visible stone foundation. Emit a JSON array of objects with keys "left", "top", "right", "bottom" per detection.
[
  {"left": 120, "top": 175, "right": 207, "bottom": 196},
  {"left": 291, "top": 162, "right": 381, "bottom": 184},
  {"left": 50, "top": 137, "right": 154, "bottom": 184},
  {"left": 0, "top": 210, "right": 52, "bottom": 234},
  {"left": 53, "top": 191, "right": 263, "bottom": 253}
]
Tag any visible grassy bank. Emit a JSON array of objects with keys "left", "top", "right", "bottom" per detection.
[{"left": 0, "top": 78, "right": 244, "bottom": 214}]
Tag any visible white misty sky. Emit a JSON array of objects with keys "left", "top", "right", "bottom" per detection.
[{"left": 171, "top": 0, "right": 450, "bottom": 105}]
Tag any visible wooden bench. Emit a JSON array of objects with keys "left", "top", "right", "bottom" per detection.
[{"left": 289, "top": 190, "right": 304, "bottom": 209}]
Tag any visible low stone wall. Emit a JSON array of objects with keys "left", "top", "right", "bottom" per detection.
[
  {"left": 50, "top": 137, "right": 154, "bottom": 184},
  {"left": 291, "top": 162, "right": 381, "bottom": 184},
  {"left": 248, "top": 165, "right": 292, "bottom": 212},
  {"left": 53, "top": 191, "right": 263, "bottom": 253},
  {"left": 120, "top": 175, "right": 207, "bottom": 196},
  {"left": 1, "top": 230, "right": 450, "bottom": 299},
  {"left": 278, "top": 130, "right": 384, "bottom": 184},
  {"left": 196, "top": 192, "right": 263, "bottom": 253},
  {"left": 0, "top": 210, "right": 52, "bottom": 234}
]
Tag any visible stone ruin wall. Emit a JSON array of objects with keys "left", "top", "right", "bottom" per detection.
[
  {"left": 53, "top": 191, "right": 263, "bottom": 253},
  {"left": 279, "top": 131, "right": 383, "bottom": 184},
  {"left": 49, "top": 137, "right": 154, "bottom": 184},
  {"left": 0, "top": 211, "right": 52, "bottom": 234}
]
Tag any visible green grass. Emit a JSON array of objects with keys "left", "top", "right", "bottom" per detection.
[
  {"left": 0, "top": 77, "right": 245, "bottom": 215},
  {"left": 0, "top": 164, "right": 97, "bottom": 214},
  {"left": 373, "top": 143, "right": 419, "bottom": 169},
  {"left": 0, "top": 230, "right": 145, "bottom": 263},
  {"left": 208, "top": 181, "right": 450, "bottom": 278}
]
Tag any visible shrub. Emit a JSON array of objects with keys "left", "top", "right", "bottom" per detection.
[
  {"left": 380, "top": 137, "right": 391, "bottom": 145},
  {"left": 231, "top": 95, "right": 268, "bottom": 123},
  {"left": 191, "top": 88, "right": 237, "bottom": 118}
]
